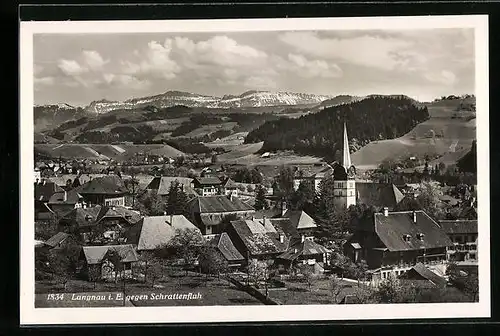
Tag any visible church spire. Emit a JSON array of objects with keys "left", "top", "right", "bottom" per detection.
[{"left": 341, "top": 122, "right": 352, "bottom": 170}]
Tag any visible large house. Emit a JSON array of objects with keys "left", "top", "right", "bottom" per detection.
[
  {"left": 78, "top": 244, "right": 139, "bottom": 281},
  {"left": 221, "top": 177, "right": 239, "bottom": 198},
  {"left": 193, "top": 177, "right": 223, "bottom": 197},
  {"left": 77, "top": 175, "right": 128, "bottom": 206},
  {"left": 187, "top": 195, "right": 255, "bottom": 235},
  {"left": 126, "top": 215, "right": 202, "bottom": 251},
  {"left": 344, "top": 208, "right": 453, "bottom": 281},
  {"left": 145, "top": 176, "right": 198, "bottom": 198},
  {"left": 57, "top": 205, "right": 141, "bottom": 244},
  {"left": 438, "top": 219, "right": 478, "bottom": 263},
  {"left": 47, "top": 187, "right": 85, "bottom": 216},
  {"left": 206, "top": 232, "right": 245, "bottom": 269}
]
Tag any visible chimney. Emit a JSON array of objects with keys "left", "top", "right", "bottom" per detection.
[
  {"left": 279, "top": 234, "right": 284, "bottom": 243},
  {"left": 170, "top": 214, "right": 174, "bottom": 226},
  {"left": 281, "top": 201, "right": 287, "bottom": 217},
  {"left": 163, "top": 211, "right": 167, "bottom": 216},
  {"left": 262, "top": 216, "right": 267, "bottom": 227},
  {"left": 112, "top": 206, "right": 116, "bottom": 211},
  {"left": 251, "top": 215, "right": 255, "bottom": 221},
  {"left": 63, "top": 190, "right": 67, "bottom": 202},
  {"left": 43, "top": 179, "right": 46, "bottom": 186},
  {"left": 383, "top": 207, "right": 389, "bottom": 217},
  {"left": 412, "top": 211, "right": 417, "bottom": 223},
  {"left": 301, "top": 235, "right": 305, "bottom": 243}
]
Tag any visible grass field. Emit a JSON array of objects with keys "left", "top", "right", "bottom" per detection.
[{"left": 217, "top": 142, "right": 264, "bottom": 162}]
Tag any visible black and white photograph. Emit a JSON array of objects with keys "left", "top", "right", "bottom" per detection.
[{"left": 20, "top": 15, "right": 490, "bottom": 324}]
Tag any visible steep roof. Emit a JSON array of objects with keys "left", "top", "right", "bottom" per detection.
[
  {"left": 438, "top": 220, "right": 478, "bottom": 234},
  {"left": 146, "top": 176, "right": 196, "bottom": 196},
  {"left": 406, "top": 263, "right": 447, "bottom": 287},
  {"left": 230, "top": 219, "right": 288, "bottom": 256},
  {"left": 127, "top": 215, "right": 201, "bottom": 251},
  {"left": 356, "top": 182, "right": 405, "bottom": 209},
  {"left": 82, "top": 244, "right": 138, "bottom": 265},
  {"left": 209, "top": 232, "right": 245, "bottom": 262},
  {"left": 78, "top": 175, "right": 128, "bottom": 195},
  {"left": 188, "top": 196, "right": 255, "bottom": 214},
  {"left": 278, "top": 239, "right": 331, "bottom": 260},
  {"left": 194, "top": 176, "right": 222, "bottom": 186},
  {"left": 282, "top": 210, "right": 317, "bottom": 230},
  {"left": 34, "top": 181, "right": 64, "bottom": 202},
  {"left": 59, "top": 205, "right": 140, "bottom": 227},
  {"left": 222, "top": 177, "right": 238, "bottom": 189},
  {"left": 374, "top": 210, "right": 453, "bottom": 252},
  {"left": 48, "top": 187, "right": 83, "bottom": 205},
  {"left": 44, "top": 232, "right": 72, "bottom": 248}
]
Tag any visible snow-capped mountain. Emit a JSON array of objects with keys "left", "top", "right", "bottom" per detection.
[
  {"left": 33, "top": 103, "right": 85, "bottom": 132},
  {"left": 84, "top": 90, "right": 335, "bottom": 114}
]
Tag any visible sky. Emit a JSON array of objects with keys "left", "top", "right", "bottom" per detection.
[{"left": 33, "top": 29, "right": 475, "bottom": 106}]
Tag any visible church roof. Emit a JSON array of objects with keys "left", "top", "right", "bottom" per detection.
[{"left": 341, "top": 123, "right": 352, "bottom": 170}]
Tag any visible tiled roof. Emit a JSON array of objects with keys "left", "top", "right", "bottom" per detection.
[
  {"left": 222, "top": 177, "right": 238, "bottom": 188},
  {"left": 34, "top": 181, "right": 64, "bottom": 202},
  {"left": 48, "top": 187, "right": 83, "bottom": 204},
  {"left": 59, "top": 205, "right": 140, "bottom": 227},
  {"left": 282, "top": 210, "right": 317, "bottom": 230},
  {"left": 194, "top": 176, "right": 222, "bottom": 186},
  {"left": 82, "top": 244, "right": 139, "bottom": 265},
  {"left": 188, "top": 196, "right": 255, "bottom": 214},
  {"left": 146, "top": 176, "right": 195, "bottom": 196},
  {"left": 356, "top": 182, "right": 405, "bottom": 209},
  {"left": 95, "top": 206, "right": 142, "bottom": 225},
  {"left": 230, "top": 219, "right": 288, "bottom": 256},
  {"left": 394, "top": 196, "right": 424, "bottom": 211},
  {"left": 44, "top": 232, "right": 71, "bottom": 248},
  {"left": 209, "top": 233, "right": 245, "bottom": 262},
  {"left": 268, "top": 218, "right": 300, "bottom": 241},
  {"left": 78, "top": 175, "right": 128, "bottom": 195},
  {"left": 438, "top": 220, "right": 478, "bottom": 234},
  {"left": 374, "top": 210, "right": 453, "bottom": 252},
  {"left": 278, "top": 239, "right": 331, "bottom": 260},
  {"left": 407, "top": 263, "right": 447, "bottom": 287},
  {"left": 127, "top": 215, "right": 201, "bottom": 251}
]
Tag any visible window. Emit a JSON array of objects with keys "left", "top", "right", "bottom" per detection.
[{"left": 469, "top": 253, "right": 476, "bottom": 260}]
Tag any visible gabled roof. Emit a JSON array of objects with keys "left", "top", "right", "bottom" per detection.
[
  {"left": 278, "top": 239, "right": 331, "bottom": 260},
  {"left": 438, "top": 220, "right": 478, "bottom": 235},
  {"left": 34, "top": 181, "right": 64, "bottom": 202},
  {"left": 82, "top": 244, "right": 138, "bottom": 265},
  {"left": 230, "top": 219, "right": 288, "bottom": 256},
  {"left": 59, "top": 205, "right": 140, "bottom": 227},
  {"left": 356, "top": 182, "right": 405, "bottom": 209},
  {"left": 127, "top": 215, "right": 201, "bottom": 251},
  {"left": 194, "top": 176, "right": 222, "bottom": 186},
  {"left": 374, "top": 210, "right": 453, "bottom": 252},
  {"left": 209, "top": 233, "right": 245, "bottom": 262},
  {"left": 44, "top": 232, "right": 72, "bottom": 248},
  {"left": 146, "top": 176, "right": 196, "bottom": 196},
  {"left": 48, "top": 187, "right": 83, "bottom": 205},
  {"left": 78, "top": 175, "right": 128, "bottom": 195},
  {"left": 282, "top": 210, "right": 317, "bottom": 230},
  {"left": 222, "top": 177, "right": 238, "bottom": 189},
  {"left": 188, "top": 196, "right": 255, "bottom": 214},
  {"left": 406, "top": 263, "right": 447, "bottom": 287},
  {"left": 95, "top": 206, "right": 142, "bottom": 225},
  {"left": 394, "top": 196, "right": 424, "bottom": 212}
]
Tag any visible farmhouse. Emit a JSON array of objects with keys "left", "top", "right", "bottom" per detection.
[
  {"left": 438, "top": 219, "right": 478, "bottom": 263},
  {"left": 221, "top": 177, "right": 239, "bottom": 198},
  {"left": 193, "top": 176, "right": 223, "bottom": 196},
  {"left": 187, "top": 195, "right": 255, "bottom": 235},
  {"left": 79, "top": 244, "right": 139, "bottom": 281},
  {"left": 399, "top": 262, "right": 447, "bottom": 288},
  {"left": 126, "top": 215, "right": 201, "bottom": 251},
  {"left": 277, "top": 237, "right": 331, "bottom": 273},
  {"left": 77, "top": 175, "right": 128, "bottom": 206},
  {"left": 47, "top": 187, "right": 84, "bottom": 216},
  {"left": 344, "top": 208, "right": 453, "bottom": 281},
  {"left": 206, "top": 232, "right": 245, "bottom": 268}
]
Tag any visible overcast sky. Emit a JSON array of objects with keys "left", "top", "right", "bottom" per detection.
[{"left": 33, "top": 29, "right": 475, "bottom": 106}]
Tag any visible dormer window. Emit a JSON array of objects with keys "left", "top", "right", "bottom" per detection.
[
  {"left": 417, "top": 233, "right": 425, "bottom": 241},
  {"left": 403, "top": 234, "right": 411, "bottom": 242}
]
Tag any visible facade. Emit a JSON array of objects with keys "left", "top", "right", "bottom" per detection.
[
  {"left": 193, "top": 177, "right": 223, "bottom": 197},
  {"left": 221, "top": 178, "right": 239, "bottom": 198},
  {"left": 438, "top": 219, "right": 478, "bottom": 262},
  {"left": 187, "top": 195, "right": 255, "bottom": 235},
  {"left": 344, "top": 209, "right": 453, "bottom": 281},
  {"left": 77, "top": 175, "right": 128, "bottom": 206}
]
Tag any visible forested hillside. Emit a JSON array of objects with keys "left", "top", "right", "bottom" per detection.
[{"left": 245, "top": 96, "right": 430, "bottom": 159}]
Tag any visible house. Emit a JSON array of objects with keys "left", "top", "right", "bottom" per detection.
[
  {"left": 77, "top": 175, "right": 128, "bottom": 206},
  {"left": 221, "top": 177, "right": 239, "bottom": 198},
  {"left": 43, "top": 232, "right": 78, "bottom": 250},
  {"left": 193, "top": 176, "right": 223, "bottom": 196},
  {"left": 126, "top": 215, "right": 202, "bottom": 251},
  {"left": 277, "top": 237, "right": 331, "bottom": 272},
  {"left": 399, "top": 262, "right": 447, "bottom": 287},
  {"left": 438, "top": 219, "right": 478, "bottom": 262},
  {"left": 355, "top": 182, "right": 405, "bottom": 210},
  {"left": 34, "top": 179, "right": 65, "bottom": 220},
  {"left": 79, "top": 244, "right": 139, "bottom": 281},
  {"left": 187, "top": 195, "right": 255, "bottom": 235},
  {"left": 34, "top": 168, "right": 41, "bottom": 183},
  {"left": 344, "top": 208, "right": 453, "bottom": 281},
  {"left": 227, "top": 217, "right": 289, "bottom": 262},
  {"left": 206, "top": 232, "right": 245, "bottom": 268},
  {"left": 47, "top": 187, "right": 85, "bottom": 216},
  {"left": 145, "top": 176, "right": 198, "bottom": 198},
  {"left": 58, "top": 205, "right": 142, "bottom": 244}
]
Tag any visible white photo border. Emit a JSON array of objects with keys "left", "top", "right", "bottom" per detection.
[{"left": 20, "top": 15, "right": 490, "bottom": 325}]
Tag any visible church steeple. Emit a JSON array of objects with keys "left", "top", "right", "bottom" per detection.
[{"left": 341, "top": 122, "right": 351, "bottom": 170}]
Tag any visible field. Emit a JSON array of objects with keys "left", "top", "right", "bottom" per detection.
[
  {"left": 223, "top": 151, "right": 323, "bottom": 166},
  {"left": 35, "top": 143, "right": 185, "bottom": 160},
  {"left": 351, "top": 101, "right": 476, "bottom": 169}
]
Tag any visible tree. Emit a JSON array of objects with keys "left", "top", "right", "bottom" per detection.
[
  {"left": 211, "top": 153, "right": 219, "bottom": 164},
  {"left": 290, "top": 180, "right": 315, "bottom": 211},
  {"left": 447, "top": 262, "right": 479, "bottom": 301},
  {"left": 35, "top": 217, "right": 59, "bottom": 241},
  {"left": 246, "top": 185, "right": 255, "bottom": 193},
  {"left": 234, "top": 167, "right": 252, "bottom": 183},
  {"left": 250, "top": 168, "right": 263, "bottom": 184},
  {"left": 135, "top": 190, "right": 165, "bottom": 216},
  {"left": 138, "top": 251, "right": 164, "bottom": 288},
  {"left": 45, "top": 243, "right": 80, "bottom": 291},
  {"left": 254, "top": 184, "right": 269, "bottom": 210},
  {"left": 123, "top": 169, "right": 140, "bottom": 207},
  {"left": 167, "top": 228, "right": 204, "bottom": 275},
  {"left": 416, "top": 181, "right": 446, "bottom": 220},
  {"left": 329, "top": 274, "right": 344, "bottom": 303},
  {"left": 199, "top": 245, "right": 229, "bottom": 281},
  {"left": 275, "top": 165, "right": 295, "bottom": 202},
  {"left": 297, "top": 264, "right": 315, "bottom": 292},
  {"left": 246, "top": 259, "right": 272, "bottom": 298},
  {"left": 375, "top": 273, "right": 404, "bottom": 303},
  {"left": 166, "top": 181, "right": 189, "bottom": 216}
]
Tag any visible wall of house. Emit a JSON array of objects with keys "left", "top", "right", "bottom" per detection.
[{"left": 104, "top": 196, "right": 125, "bottom": 206}]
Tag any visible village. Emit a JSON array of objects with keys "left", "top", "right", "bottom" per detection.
[{"left": 34, "top": 124, "right": 479, "bottom": 306}]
